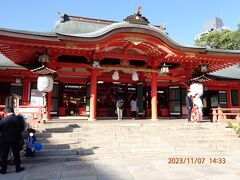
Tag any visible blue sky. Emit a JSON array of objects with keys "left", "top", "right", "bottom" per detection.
[{"left": 0, "top": 0, "right": 239, "bottom": 45}]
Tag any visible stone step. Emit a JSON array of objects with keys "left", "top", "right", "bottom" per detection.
[
  {"left": 37, "top": 138, "right": 239, "bottom": 147},
  {"left": 38, "top": 135, "right": 239, "bottom": 144},
  {"left": 22, "top": 150, "right": 232, "bottom": 163},
  {"left": 38, "top": 127, "right": 234, "bottom": 134},
  {"left": 40, "top": 143, "right": 74, "bottom": 149},
  {"left": 39, "top": 139, "right": 79, "bottom": 144},
  {"left": 37, "top": 129, "right": 235, "bottom": 138},
  {"left": 42, "top": 124, "right": 230, "bottom": 128},
  {"left": 37, "top": 134, "right": 238, "bottom": 143},
  {"left": 27, "top": 121, "right": 240, "bottom": 163},
  {"left": 32, "top": 143, "right": 240, "bottom": 157},
  {"left": 40, "top": 138, "right": 240, "bottom": 148},
  {"left": 37, "top": 132, "right": 238, "bottom": 140},
  {"left": 39, "top": 140, "right": 240, "bottom": 151},
  {"left": 22, "top": 144, "right": 240, "bottom": 159},
  {"left": 29, "top": 148, "right": 83, "bottom": 156},
  {"left": 73, "top": 139, "right": 240, "bottom": 146},
  {"left": 42, "top": 126, "right": 230, "bottom": 132},
  {"left": 41, "top": 121, "right": 224, "bottom": 125}
]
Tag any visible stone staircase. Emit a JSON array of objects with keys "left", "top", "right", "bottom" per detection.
[{"left": 22, "top": 120, "right": 240, "bottom": 163}]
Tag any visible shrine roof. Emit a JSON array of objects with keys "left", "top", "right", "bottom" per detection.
[
  {"left": 53, "top": 14, "right": 240, "bottom": 56},
  {"left": 209, "top": 64, "right": 240, "bottom": 80},
  {"left": 0, "top": 27, "right": 57, "bottom": 41},
  {"left": 1, "top": 12, "right": 240, "bottom": 74},
  {"left": 0, "top": 54, "right": 26, "bottom": 70},
  {"left": 1, "top": 13, "right": 240, "bottom": 56},
  {"left": 54, "top": 14, "right": 117, "bottom": 34},
  {"left": 54, "top": 13, "right": 197, "bottom": 48}
]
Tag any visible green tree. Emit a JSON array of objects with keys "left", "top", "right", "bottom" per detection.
[
  {"left": 194, "top": 25, "right": 240, "bottom": 50},
  {"left": 232, "top": 23, "right": 240, "bottom": 48}
]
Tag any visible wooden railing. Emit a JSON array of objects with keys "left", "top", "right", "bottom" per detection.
[
  {"left": 212, "top": 107, "right": 240, "bottom": 123},
  {"left": 0, "top": 105, "right": 43, "bottom": 124}
]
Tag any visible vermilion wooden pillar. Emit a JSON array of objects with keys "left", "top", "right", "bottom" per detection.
[
  {"left": 151, "top": 72, "right": 158, "bottom": 120},
  {"left": 46, "top": 91, "right": 52, "bottom": 120},
  {"left": 89, "top": 69, "right": 97, "bottom": 121},
  {"left": 22, "top": 80, "right": 31, "bottom": 105}
]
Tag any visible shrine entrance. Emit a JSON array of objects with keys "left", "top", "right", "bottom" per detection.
[
  {"left": 59, "top": 84, "right": 87, "bottom": 116},
  {"left": 96, "top": 82, "right": 144, "bottom": 117}
]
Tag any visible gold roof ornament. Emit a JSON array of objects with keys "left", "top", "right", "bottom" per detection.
[
  {"left": 137, "top": 6, "right": 142, "bottom": 14},
  {"left": 124, "top": 6, "right": 150, "bottom": 25}
]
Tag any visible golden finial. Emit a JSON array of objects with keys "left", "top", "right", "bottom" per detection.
[{"left": 137, "top": 6, "right": 142, "bottom": 14}]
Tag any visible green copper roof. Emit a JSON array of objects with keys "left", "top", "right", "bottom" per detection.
[
  {"left": 54, "top": 13, "right": 116, "bottom": 34},
  {"left": 0, "top": 54, "right": 26, "bottom": 70},
  {"left": 54, "top": 20, "right": 110, "bottom": 34},
  {"left": 210, "top": 64, "right": 240, "bottom": 80}
]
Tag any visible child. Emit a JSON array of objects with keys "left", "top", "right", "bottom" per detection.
[{"left": 25, "top": 128, "right": 37, "bottom": 157}]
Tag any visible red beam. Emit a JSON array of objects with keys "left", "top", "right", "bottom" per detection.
[
  {"left": 157, "top": 76, "right": 184, "bottom": 81},
  {"left": 98, "top": 77, "right": 136, "bottom": 83},
  {"left": 0, "top": 69, "right": 33, "bottom": 76},
  {"left": 58, "top": 70, "right": 91, "bottom": 76},
  {"left": 0, "top": 77, "right": 16, "bottom": 82},
  {"left": 99, "top": 52, "right": 150, "bottom": 60},
  {"left": 55, "top": 77, "right": 88, "bottom": 84},
  {"left": 167, "top": 69, "right": 188, "bottom": 75},
  {"left": 54, "top": 62, "right": 92, "bottom": 69},
  {"left": 145, "top": 81, "right": 183, "bottom": 87},
  {"left": 101, "top": 72, "right": 132, "bottom": 78}
]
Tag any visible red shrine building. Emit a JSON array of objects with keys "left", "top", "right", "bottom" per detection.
[{"left": 0, "top": 10, "right": 240, "bottom": 121}]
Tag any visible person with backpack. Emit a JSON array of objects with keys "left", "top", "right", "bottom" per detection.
[
  {"left": 25, "top": 128, "right": 37, "bottom": 157},
  {"left": 116, "top": 95, "right": 124, "bottom": 120}
]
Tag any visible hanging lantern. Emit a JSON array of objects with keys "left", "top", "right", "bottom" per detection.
[
  {"left": 190, "top": 83, "right": 203, "bottom": 96},
  {"left": 37, "top": 75, "right": 53, "bottom": 92},
  {"left": 200, "top": 64, "right": 208, "bottom": 73},
  {"left": 160, "top": 63, "right": 169, "bottom": 74},
  {"left": 38, "top": 52, "right": 50, "bottom": 65},
  {"left": 132, "top": 72, "right": 139, "bottom": 81},
  {"left": 112, "top": 70, "right": 119, "bottom": 80},
  {"left": 92, "top": 59, "right": 100, "bottom": 68}
]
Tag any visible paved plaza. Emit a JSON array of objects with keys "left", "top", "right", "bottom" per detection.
[{"left": 1, "top": 150, "right": 240, "bottom": 180}]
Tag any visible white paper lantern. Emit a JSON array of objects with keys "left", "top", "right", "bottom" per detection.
[
  {"left": 132, "top": 72, "right": 139, "bottom": 81},
  {"left": 190, "top": 83, "right": 203, "bottom": 96},
  {"left": 112, "top": 70, "right": 119, "bottom": 80},
  {"left": 37, "top": 75, "right": 53, "bottom": 92}
]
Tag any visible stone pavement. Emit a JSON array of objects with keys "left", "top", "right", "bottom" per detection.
[{"left": 1, "top": 149, "right": 240, "bottom": 180}]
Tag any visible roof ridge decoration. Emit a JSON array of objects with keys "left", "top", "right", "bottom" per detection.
[
  {"left": 58, "top": 12, "right": 70, "bottom": 22},
  {"left": 183, "top": 75, "right": 212, "bottom": 87},
  {"left": 124, "top": 6, "right": 150, "bottom": 25},
  {"left": 31, "top": 65, "right": 58, "bottom": 77}
]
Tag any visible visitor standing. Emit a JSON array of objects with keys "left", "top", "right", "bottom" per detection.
[
  {"left": 130, "top": 96, "right": 138, "bottom": 119},
  {"left": 185, "top": 90, "right": 193, "bottom": 123},
  {"left": 116, "top": 95, "right": 124, "bottom": 120},
  {"left": 0, "top": 107, "right": 25, "bottom": 174}
]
